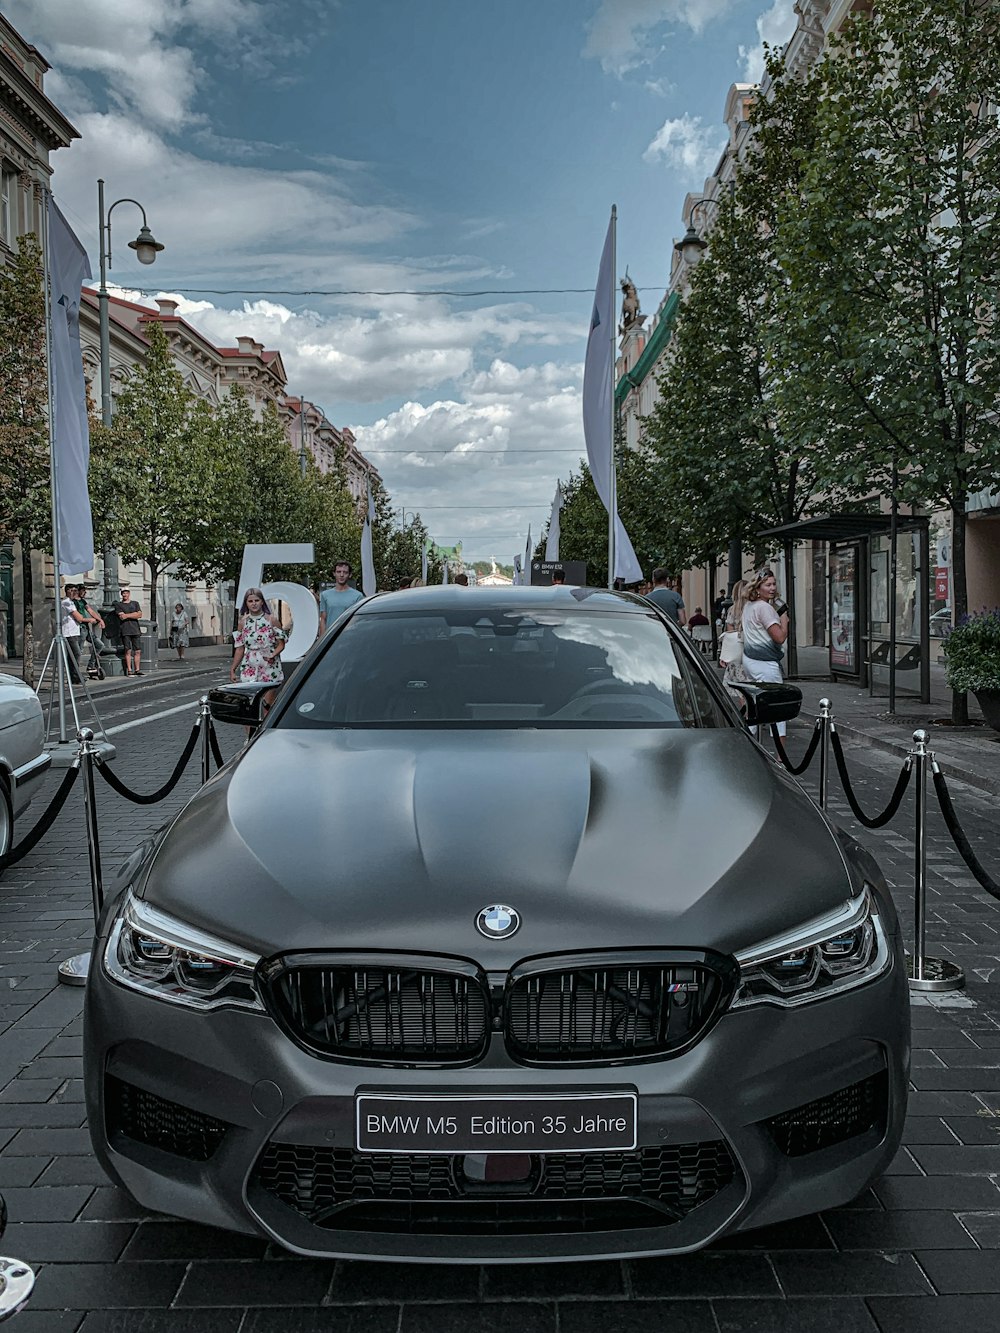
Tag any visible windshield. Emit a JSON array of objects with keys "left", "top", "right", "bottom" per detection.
[{"left": 278, "top": 609, "right": 729, "bottom": 729}]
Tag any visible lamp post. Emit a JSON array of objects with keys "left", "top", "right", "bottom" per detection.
[
  {"left": 673, "top": 197, "right": 717, "bottom": 268},
  {"left": 298, "top": 399, "right": 309, "bottom": 478},
  {"left": 97, "top": 179, "right": 164, "bottom": 606}
]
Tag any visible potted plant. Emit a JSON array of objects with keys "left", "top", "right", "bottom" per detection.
[{"left": 942, "top": 609, "right": 1000, "bottom": 731}]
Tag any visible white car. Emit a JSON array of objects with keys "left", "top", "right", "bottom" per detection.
[{"left": 0, "top": 672, "right": 51, "bottom": 869}]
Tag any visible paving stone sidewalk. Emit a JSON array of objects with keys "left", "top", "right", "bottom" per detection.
[{"left": 1, "top": 712, "right": 1000, "bottom": 1331}]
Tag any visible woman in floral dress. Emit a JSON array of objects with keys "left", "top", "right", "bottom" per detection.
[{"left": 230, "top": 589, "right": 286, "bottom": 716}]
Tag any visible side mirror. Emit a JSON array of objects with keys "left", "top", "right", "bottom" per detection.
[
  {"left": 207, "top": 682, "right": 276, "bottom": 727},
  {"left": 732, "top": 682, "right": 802, "bottom": 727}
]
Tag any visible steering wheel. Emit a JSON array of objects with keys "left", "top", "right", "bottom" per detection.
[{"left": 571, "top": 677, "right": 640, "bottom": 698}]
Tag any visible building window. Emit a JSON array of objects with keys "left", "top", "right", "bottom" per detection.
[{"left": 0, "top": 168, "right": 14, "bottom": 244}]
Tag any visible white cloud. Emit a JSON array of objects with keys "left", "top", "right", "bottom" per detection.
[
  {"left": 642, "top": 113, "right": 725, "bottom": 176},
  {"left": 2, "top": 0, "right": 282, "bottom": 131},
  {"left": 738, "top": 0, "right": 797, "bottom": 83},
  {"left": 148, "top": 292, "right": 579, "bottom": 406},
  {"left": 584, "top": 0, "right": 735, "bottom": 75},
  {"left": 353, "top": 361, "right": 586, "bottom": 560}
]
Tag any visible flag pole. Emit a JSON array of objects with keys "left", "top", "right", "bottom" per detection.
[
  {"left": 608, "top": 204, "right": 617, "bottom": 590},
  {"left": 40, "top": 188, "right": 70, "bottom": 744}
]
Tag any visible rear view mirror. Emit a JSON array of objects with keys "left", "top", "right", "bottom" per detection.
[
  {"left": 732, "top": 682, "right": 802, "bottom": 727},
  {"left": 207, "top": 682, "right": 276, "bottom": 727}
]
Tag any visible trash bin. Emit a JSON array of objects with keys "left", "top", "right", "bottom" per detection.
[{"left": 137, "top": 623, "right": 158, "bottom": 673}]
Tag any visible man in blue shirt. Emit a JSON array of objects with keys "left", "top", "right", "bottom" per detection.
[
  {"left": 318, "top": 560, "right": 364, "bottom": 636},
  {"left": 647, "top": 567, "right": 687, "bottom": 627}
]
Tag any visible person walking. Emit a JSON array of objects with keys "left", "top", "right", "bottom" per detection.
[
  {"left": 318, "top": 560, "right": 364, "bottom": 637},
  {"left": 741, "top": 568, "right": 790, "bottom": 737},
  {"left": 169, "top": 603, "right": 191, "bottom": 663},
  {"left": 114, "top": 584, "right": 143, "bottom": 676},
  {"left": 647, "top": 568, "right": 687, "bottom": 627},
  {"left": 60, "top": 582, "right": 86, "bottom": 684},
  {"left": 75, "top": 585, "right": 107, "bottom": 679}
]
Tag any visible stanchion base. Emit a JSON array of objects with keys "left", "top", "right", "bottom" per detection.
[
  {"left": 907, "top": 956, "right": 966, "bottom": 993},
  {"left": 48, "top": 739, "right": 116, "bottom": 768},
  {"left": 57, "top": 952, "right": 90, "bottom": 986},
  {"left": 0, "top": 1255, "right": 35, "bottom": 1318}
]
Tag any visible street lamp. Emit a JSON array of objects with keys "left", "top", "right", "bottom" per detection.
[
  {"left": 298, "top": 399, "right": 309, "bottom": 479},
  {"left": 673, "top": 196, "right": 717, "bottom": 266},
  {"left": 97, "top": 178, "right": 164, "bottom": 604}
]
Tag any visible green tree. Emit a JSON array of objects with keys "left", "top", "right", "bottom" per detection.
[
  {"left": 553, "top": 448, "right": 665, "bottom": 587},
  {"left": 640, "top": 66, "right": 865, "bottom": 668},
  {"left": 89, "top": 322, "right": 219, "bottom": 624},
  {"left": 0, "top": 236, "right": 48, "bottom": 684},
  {"left": 764, "top": 0, "right": 1000, "bottom": 719}
]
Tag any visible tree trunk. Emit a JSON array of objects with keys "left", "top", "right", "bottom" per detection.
[
  {"left": 950, "top": 504, "right": 969, "bottom": 726},
  {"left": 20, "top": 545, "right": 34, "bottom": 689}
]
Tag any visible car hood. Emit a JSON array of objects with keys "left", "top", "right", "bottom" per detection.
[{"left": 142, "top": 727, "right": 855, "bottom": 964}]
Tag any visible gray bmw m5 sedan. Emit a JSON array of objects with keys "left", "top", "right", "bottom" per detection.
[{"left": 84, "top": 586, "right": 909, "bottom": 1261}]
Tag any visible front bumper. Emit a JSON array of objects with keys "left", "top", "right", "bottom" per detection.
[{"left": 84, "top": 925, "right": 910, "bottom": 1262}]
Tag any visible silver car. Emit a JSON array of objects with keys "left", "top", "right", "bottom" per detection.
[{"left": 0, "top": 671, "right": 51, "bottom": 869}]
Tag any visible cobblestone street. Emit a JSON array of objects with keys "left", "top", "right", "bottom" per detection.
[{"left": 2, "top": 682, "right": 1000, "bottom": 1332}]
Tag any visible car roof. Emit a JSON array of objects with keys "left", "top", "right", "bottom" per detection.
[{"left": 355, "top": 586, "right": 652, "bottom": 615}]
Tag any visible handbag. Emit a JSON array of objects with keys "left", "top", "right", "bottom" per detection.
[{"left": 719, "top": 630, "right": 743, "bottom": 669}]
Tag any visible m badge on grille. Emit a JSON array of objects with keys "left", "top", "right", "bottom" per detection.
[{"left": 476, "top": 905, "right": 520, "bottom": 939}]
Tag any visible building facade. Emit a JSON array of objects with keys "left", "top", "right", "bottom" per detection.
[{"left": 0, "top": 13, "right": 79, "bottom": 660}]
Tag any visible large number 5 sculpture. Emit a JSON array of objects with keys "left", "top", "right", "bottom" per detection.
[{"left": 236, "top": 544, "right": 318, "bottom": 662}]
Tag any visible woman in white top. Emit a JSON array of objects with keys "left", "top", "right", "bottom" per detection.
[
  {"left": 60, "top": 582, "right": 86, "bottom": 684},
  {"left": 741, "top": 568, "right": 790, "bottom": 737}
]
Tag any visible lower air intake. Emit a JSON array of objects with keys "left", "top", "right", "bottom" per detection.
[
  {"left": 105, "top": 1075, "right": 228, "bottom": 1162},
  {"left": 254, "top": 1140, "right": 738, "bottom": 1234},
  {"left": 765, "top": 1070, "right": 888, "bottom": 1157}
]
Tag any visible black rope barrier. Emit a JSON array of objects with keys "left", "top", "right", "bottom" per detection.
[
  {"left": 771, "top": 719, "right": 822, "bottom": 775},
  {"left": 209, "top": 721, "right": 225, "bottom": 771},
  {"left": 94, "top": 721, "right": 201, "bottom": 805},
  {"left": 0, "top": 766, "right": 80, "bottom": 871},
  {"left": 932, "top": 766, "right": 1000, "bottom": 901},
  {"left": 830, "top": 729, "right": 913, "bottom": 829}
]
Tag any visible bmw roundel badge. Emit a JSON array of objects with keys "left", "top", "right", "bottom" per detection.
[{"left": 476, "top": 904, "right": 520, "bottom": 939}]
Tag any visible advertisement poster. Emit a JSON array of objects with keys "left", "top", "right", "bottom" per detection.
[{"left": 830, "top": 546, "right": 858, "bottom": 673}]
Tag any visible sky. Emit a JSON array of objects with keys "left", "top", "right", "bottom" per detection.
[{"left": 10, "top": 0, "right": 796, "bottom": 564}]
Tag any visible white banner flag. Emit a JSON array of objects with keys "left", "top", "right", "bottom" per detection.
[
  {"left": 48, "top": 198, "right": 94, "bottom": 576},
  {"left": 361, "top": 481, "right": 377, "bottom": 594},
  {"left": 582, "top": 212, "right": 643, "bottom": 585},
  {"left": 512, "top": 554, "right": 522, "bottom": 586},
  {"left": 421, "top": 541, "right": 428, "bottom": 584},
  {"left": 523, "top": 525, "right": 532, "bottom": 587},
  {"left": 544, "top": 483, "right": 563, "bottom": 562},
  {"left": 442, "top": 555, "right": 449, "bottom": 585}
]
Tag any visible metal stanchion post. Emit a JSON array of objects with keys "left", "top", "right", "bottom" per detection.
[
  {"left": 907, "top": 728, "right": 965, "bottom": 993},
  {"left": 199, "top": 695, "right": 212, "bottom": 786},
  {"left": 58, "top": 728, "right": 105, "bottom": 988},
  {"left": 817, "top": 697, "right": 832, "bottom": 810}
]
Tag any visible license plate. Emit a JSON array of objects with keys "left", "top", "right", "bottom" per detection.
[{"left": 356, "top": 1092, "right": 637, "bottom": 1154}]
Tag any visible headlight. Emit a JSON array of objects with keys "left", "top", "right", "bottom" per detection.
[
  {"left": 731, "top": 888, "right": 890, "bottom": 1010},
  {"left": 104, "top": 893, "right": 263, "bottom": 1012}
]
